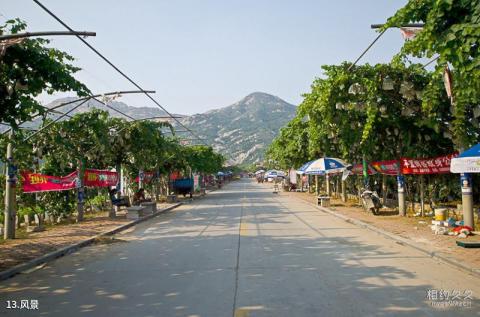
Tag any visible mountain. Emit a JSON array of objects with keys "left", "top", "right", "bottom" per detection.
[
  {"left": 10, "top": 92, "right": 296, "bottom": 166},
  {"left": 179, "top": 92, "right": 297, "bottom": 165},
  {"left": 45, "top": 97, "right": 171, "bottom": 120}
]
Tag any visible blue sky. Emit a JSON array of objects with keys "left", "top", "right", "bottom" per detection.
[{"left": 2, "top": 0, "right": 408, "bottom": 114}]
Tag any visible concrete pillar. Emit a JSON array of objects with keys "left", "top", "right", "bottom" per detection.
[
  {"left": 419, "top": 175, "right": 425, "bottom": 217},
  {"left": 76, "top": 159, "right": 85, "bottom": 222},
  {"left": 341, "top": 179, "right": 346, "bottom": 202},
  {"left": 120, "top": 164, "right": 125, "bottom": 195},
  {"left": 4, "top": 133, "right": 16, "bottom": 239},
  {"left": 397, "top": 175, "right": 406, "bottom": 216},
  {"left": 139, "top": 169, "right": 144, "bottom": 189},
  {"left": 315, "top": 175, "right": 319, "bottom": 195},
  {"left": 326, "top": 174, "right": 331, "bottom": 196},
  {"left": 382, "top": 174, "right": 387, "bottom": 205},
  {"left": 461, "top": 173, "right": 474, "bottom": 229}
]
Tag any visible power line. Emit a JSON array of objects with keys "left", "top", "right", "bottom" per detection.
[
  {"left": 422, "top": 55, "right": 440, "bottom": 68},
  {"left": 349, "top": 23, "right": 428, "bottom": 71},
  {"left": 21, "top": 90, "right": 152, "bottom": 141},
  {"left": 348, "top": 29, "right": 387, "bottom": 71},
  {"left": 33, "top": 0, "right": 207, "bottom": 145},
  {"left": 4, "top": 90, "right": 155, "bottom": 136},
  {"left": 47, "top": 90, "right": 154, "bottom": 112},
  {"left": 23, "top": 98, "right": 90, "bottom": 141},
  {"left": 91, "top": 96, "right": 136, "bottom": 121},
  {"left": 137, "top": 115, "right": 183, "bottom": 121}
]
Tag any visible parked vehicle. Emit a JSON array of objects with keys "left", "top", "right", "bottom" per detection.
[
  {"left": 172, "top": 178, "right": 194, "bottom": 198},
  {"left": 361, "top": 190, "right": 382, "bottom": 215}
]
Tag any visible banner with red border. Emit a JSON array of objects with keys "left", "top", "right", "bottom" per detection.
[
  {"left": 401, "top": 153, "right": 458, "bottom": 175},
  {"left": 21, "top": 171, "right": 78, "bottom": 193}
]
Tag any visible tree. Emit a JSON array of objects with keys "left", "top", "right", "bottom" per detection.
[
  {"left": 184, "top": 145, "right": 225, "bottom": 174},
  {"left": 0, "top": 19, "right": 90, "bottom": 127},
  {"left": 266, "top": 117, "right": 309, "bottom": 169},
  {"left": 384, "top": 0, "right": 480, "bottom": 148},
  {"left": 268, "top": 62, "right": 455, "bottom": 167}
]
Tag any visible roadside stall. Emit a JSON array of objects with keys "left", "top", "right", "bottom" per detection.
[{"left": 304, "top": 157, "right": 350, "bottom": 206}]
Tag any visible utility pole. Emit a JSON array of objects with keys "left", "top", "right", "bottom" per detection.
[
  {"left": 397, "top": 153, "right": 406, "bottom": 217},
  {"left": 76, "top": 158, "right": 85, "bottom": 222},
  {"left": 362, "top": 154, "right": 369, "bottom": 189},
  {"left": 3, "top": 131, "right": 17, "bottom": 239},
  {"left": 139, "top": 169, "right": 144, "bottom": 189}
]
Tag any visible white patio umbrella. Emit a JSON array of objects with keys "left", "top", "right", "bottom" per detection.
[{"left": 304, "top": 157, "right": 350, "bottom": 175}]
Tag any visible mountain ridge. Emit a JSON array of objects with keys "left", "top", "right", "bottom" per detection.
[
  {"left": 22, "top": 92, "right": 297, "bottom": 166},
  {"left": 179, "top": 92, "right": 296, "bottom": 165}
]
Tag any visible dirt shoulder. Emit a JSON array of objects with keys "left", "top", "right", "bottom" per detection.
[{"left": 0, "top": 200, "right": 178, "bottom": 272}]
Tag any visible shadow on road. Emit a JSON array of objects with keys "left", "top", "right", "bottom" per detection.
[{"left": 0, "top": 180, "right": 475, "bottom": 317}]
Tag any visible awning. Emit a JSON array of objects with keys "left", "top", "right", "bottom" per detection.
[{"left": 451, "top": 144, "right": 480, "bottom": 173}]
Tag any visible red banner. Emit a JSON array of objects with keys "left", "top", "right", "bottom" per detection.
[
  {"left": 84, "top": 169, "right": 118, "bottom": 187},
  {"left": 352, "top": 164, "right": 376, "bottom": 175},
  {"left": 135, "top": 171, "right": 155, "bottom": 183},
  {"left": 371, "top": 160, "right": 400, "bottom": 176},
  {"left": 169, "top": 171, "right": 181, "bottom": 181},
  {"left": 401, "top": 153, "right": 458, "bottom": 175},
  {"left": 21, "top": 171, "right": 78, "bottom": 193},
  {"left": 22, "top": 169, "right": 118, "bottom": 193}
]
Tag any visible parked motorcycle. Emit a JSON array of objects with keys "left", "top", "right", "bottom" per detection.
[{"left": 360, "top": 190, "right": 382, "bottom": 215}]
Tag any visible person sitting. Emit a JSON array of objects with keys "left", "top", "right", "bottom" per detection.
[
  {"left": 109, "top": 188, "right": 130, "bottom": 207},
  {"left": 132, "top": 188, "right": 150, "bottom": 205},
  {"left": 109, "top": 188, "right": 122, "bottom": 206}
]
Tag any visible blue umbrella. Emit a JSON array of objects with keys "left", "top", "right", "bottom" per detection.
[
  {"left": 296, "top": 161, "right": 314, "bottom": 175},
  {"left": 304, "top": 157, "right": 349, "bottom": 175},
  {"left": 459, "top": 143, "right": 480, "bottom": 157},
  {"left": 217, "top": 171, "right": 225, "bottom": 176}
]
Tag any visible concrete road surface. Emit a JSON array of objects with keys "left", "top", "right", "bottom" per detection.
[{"left": 1, "top": 179, "right": 479, "bottom": 317}]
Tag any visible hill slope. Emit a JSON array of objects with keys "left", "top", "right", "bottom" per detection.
[
  {"left": 180, "top": 92, "right": 296, "bottom": 165},
  {"left": 46, "top": 97, "right": 170, "bottom": 120},
  {"left": 11, "top": 93, "right": 296, "bottom": 166}
]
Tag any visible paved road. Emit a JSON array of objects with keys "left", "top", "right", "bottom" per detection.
[{"left": 1, "top": 179, "right": 479, "bottom": 317}]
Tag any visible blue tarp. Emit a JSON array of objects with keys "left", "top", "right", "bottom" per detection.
[{"left": 459, "top": 143, "right": 480, "bottom": 158}]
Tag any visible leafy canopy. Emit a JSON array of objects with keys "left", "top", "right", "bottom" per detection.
[
  {"left": 384, "top": 0, "right": 480, "bottom": 148},
  {"left": 0, "top": 19, "right": 90, "bottom": 128}
]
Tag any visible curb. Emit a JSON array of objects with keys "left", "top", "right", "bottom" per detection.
[
  {"left": 0, "top": 202, "right": 183, "bottom": 282},
  {"left": 312, "top": 203, "right": 480, "bottom": 278}
]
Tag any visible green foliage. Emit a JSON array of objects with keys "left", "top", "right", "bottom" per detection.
[
  {"left": 183, "top": 145, "right": 225, "bottom": 174},
  {"left": 40, "top": 191, "right": 76, "bottom": 218},
  {"left": 87, "top": 193, "right": 108, "bottom": 210},
  {"left": 384, "top": 0, "right": 480, "bottom": 148},
  {"left": 266, "top": 117, "right": 309, "bottom": 169},
  {"left": 0, "top": 19, "right": 90, "bottom": 128},
  {"left": 3, "top": 108, "right": 224, "bottom": 219},
  {"left": 267, "top": 62, "right": 457, "bottom": 167}
]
